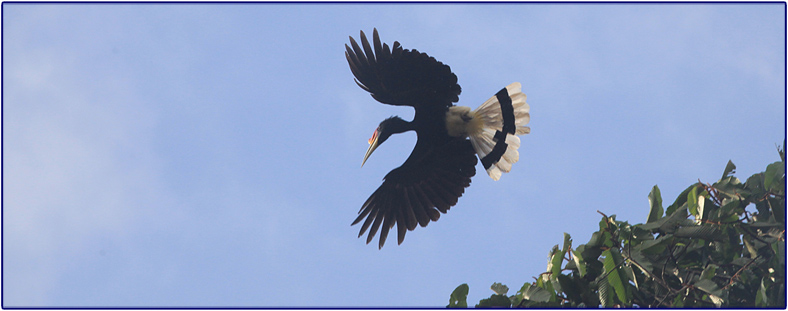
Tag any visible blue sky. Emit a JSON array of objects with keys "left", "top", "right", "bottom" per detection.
[{"left": 2, "top": 3, "right": 784, "bottom": 307}]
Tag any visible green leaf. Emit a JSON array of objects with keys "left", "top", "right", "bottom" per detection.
[
  {"left": 637, "top": 235, "right": 672, "bottom": 254},
  {"left": 640, "top": 205, "right": 688, "bottom": 233},
  {"left": 715, "top": 176, "right": 743, "bottom": 197},
  {"left": 571, "top": 249, "right": 586, "bottom": 277},
  {"left": 772, "top": 241, "right": 785, "bottom": 278},
  {"left": 719, "top": 197, "right": 743, "bottom": 219},
  {"left": 512, "top": 283, "right": 527, "bottom": 307},
  {"left": 629, "top": 225, "right": 654, "bottom": 241},
  {"left": 536, "top": 274, "right": 557, "bottom": 303},
  {"left": 764, "top": 161, "right": 785, "bottom": 192},
  {"left": 770, "top": 197, "right": 784, "bottom": 223},
  {"left": 674, "top": 225, "right": 722, "bottom": 240},
  {"left": 744, "top": 219, "right": 783, "bottom": 229},
  {"left": 709, "top": 294, "right": 724, "bottom": 307},
  {"left": 601, "top": 231, "right": 616, "bottom": 248},
  {"left": 695, "top": 279, "right": 723, "bottom": 298},
  {"left": 700, "top": 264, "right": 718, "bottom": 280},
  {"left": 562, "top": 232, "right": 572, "bottom": 254},
  {"left": 722, "top": 160, "right": 737, "bottom": 179},
  {"left": 622, "top": 264, "right": 638, "bottom": 290},
  {"left": 666, "top": 184, "right": 695, "bottom": 216},
  {"left": 687, "top": 186, "right": 700, "bottom": 219},
  {"left": 586, "top": 231, "right": 603, "bottom": 248},
  {"left": 519, "top": 283, "right": 552, "bottom": 303},
  {"left": 599, "top": 215, "right": 611, "bottom": 231},
  {"left": 694, "top": 279, "right": 724, "bottom": 307},
  {"left": 647, "top": 185, "right": 663, "bottom": 223},
  {"left": 490, "top": 282, "right": 508, "bottom": 296},
  {"left": 597, "top": 275, "right": 613, "bottom": 307},
  {"left": 743, "top": 238, "right": 759, "bottom": 259},
  {"left": 550, "top": 249, "right": 564, "bottom": 280},
  {"left": 745, "top": 173, "right": 766, "bottom": 200},
  {"left": 546, "top": 244, "right": 564, "bottom": 291},
  {"left": 755, "top": 276, "right": 771, "bottom": 307},
  {"left": 602, "top": 249, "right": 628, "bottom": 305},
  {"left": 448, "top": 283, "right": 469, "bottom": 308},
  {"left": 627, "top": 244, "right": 654, "bottom": 273},
  {"left": 672, "top": 293, "right": 685, "bottom": 307}
]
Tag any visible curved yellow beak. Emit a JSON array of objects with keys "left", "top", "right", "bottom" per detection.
[{"left": 362, "top": 128, "right": 380, "bottom": 167}]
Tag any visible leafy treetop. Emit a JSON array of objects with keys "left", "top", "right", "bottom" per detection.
[{"left": 449, "top": 142, "right": 785, "bottom": 308}]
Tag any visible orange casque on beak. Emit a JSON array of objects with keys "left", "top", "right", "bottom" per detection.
[{"left": 362, "top": 127, "right": 380, "bottom": 167}]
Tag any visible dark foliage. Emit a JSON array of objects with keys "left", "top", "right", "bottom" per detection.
[{"left": 450, "top": 142, "right": 785, "bottom": 307}]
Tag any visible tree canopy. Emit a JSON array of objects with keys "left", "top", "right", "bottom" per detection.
[{"left": 449, "top": 142, "right": 785, "bottom": 308}]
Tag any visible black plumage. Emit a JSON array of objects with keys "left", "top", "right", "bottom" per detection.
[{"left": 346, "top": 29, "right": 477, "bottom": 248}]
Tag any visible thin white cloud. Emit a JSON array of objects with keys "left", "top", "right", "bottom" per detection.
[{"left": 3, "top": 7, "right": 170, "bottom": 306}]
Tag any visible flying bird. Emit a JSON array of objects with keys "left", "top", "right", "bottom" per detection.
[{"left": 346, "top": 29, "right": 531, "bottom": 249}]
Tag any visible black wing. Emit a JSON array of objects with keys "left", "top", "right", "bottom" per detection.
[
  {"left": 345, "top": 28, "right": 462, "bottom": 108},
  {"left": 352, "top": 139, "right": 477, "bottom": 249}
]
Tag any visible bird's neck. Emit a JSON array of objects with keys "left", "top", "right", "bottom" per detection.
[{"left": 386, "top": 116, "right": 416, "bottom": 134}]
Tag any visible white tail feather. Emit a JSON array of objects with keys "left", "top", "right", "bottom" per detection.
[
  {"left": 468, "top": 82, "right": 531, "bottom": 180},
  {"left": 469, "top": 128, "right": 497, "bottom": 162}
]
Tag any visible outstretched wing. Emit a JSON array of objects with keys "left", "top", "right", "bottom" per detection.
[
  {"left": 352, "top": 139, "right": 477, "bottom": 249},
  {"left": 345, "top": 28, "right": 462, "bottom": 108}
]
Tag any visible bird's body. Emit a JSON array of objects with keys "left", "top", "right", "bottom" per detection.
[{"left": 346, "top": 29, "right": 530, "bottom": 248}]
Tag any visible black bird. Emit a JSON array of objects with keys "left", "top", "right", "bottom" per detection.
[{"left": 346, "top": 29, "right": 531, "bottom": 248}]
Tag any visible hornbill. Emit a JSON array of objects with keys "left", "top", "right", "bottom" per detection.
[{"left": 346, "top": 29, "right": 530, "bottom": 249}]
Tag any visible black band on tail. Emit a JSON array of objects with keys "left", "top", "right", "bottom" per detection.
[
  {"left": 481, "top": 130, "right": 508, "bottom": 169},
  {"left": 496, "top": 87, "right": 516, "bottom": 135},
  {"left": 481, "top": 87, "right": 517, "bottom": 170}
]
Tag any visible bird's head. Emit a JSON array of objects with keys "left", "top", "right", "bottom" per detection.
[{"left": 362, "top": 116, "right": 411, "bottom": 167}]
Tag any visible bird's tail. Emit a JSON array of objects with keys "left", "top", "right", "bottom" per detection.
[{"left": 468, "top": 82, "right": 531, "bottom": 181}]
